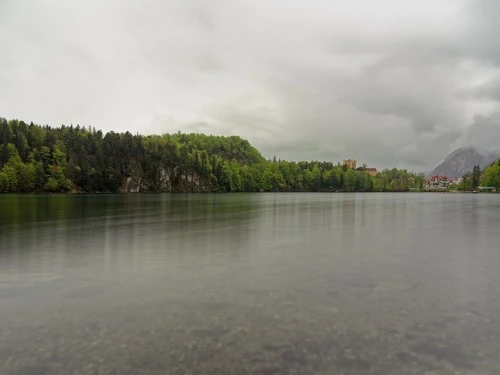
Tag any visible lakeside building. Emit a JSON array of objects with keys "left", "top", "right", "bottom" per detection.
[
  {"left": 425, "top": 175, "right": 450, "bottom": 190},
  {"left": 449, "top": 177, "right": 463, "bottom": 186}
]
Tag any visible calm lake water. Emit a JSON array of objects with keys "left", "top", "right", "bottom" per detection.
[{"left": 0, "top": 193, "right": 499, "bottom": 375}]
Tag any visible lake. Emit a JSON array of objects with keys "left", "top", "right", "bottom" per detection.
[{"left": 0, "top": 193, "right": 499, "bottom": 375}]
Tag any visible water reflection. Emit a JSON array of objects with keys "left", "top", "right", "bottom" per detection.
[{"left": 0, "top": 193, "right": 499, "bottom": 374}]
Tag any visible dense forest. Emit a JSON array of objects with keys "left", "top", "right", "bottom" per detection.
[
  {"left": 480, "top": 159, "right": 500, "bottom": 190},
  {"left": 456, "top": 161, "right": 500, "bottom": 191},
  {"left": 0, "top": 117, "right": 425, "bottom": 193}
]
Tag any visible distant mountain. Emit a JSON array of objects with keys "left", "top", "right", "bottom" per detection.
[{"left": 429, "top": 146, "right": 500, "bottom": 178}]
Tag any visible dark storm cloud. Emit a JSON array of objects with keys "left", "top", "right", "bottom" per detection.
[
  {"left": 1, "top": 0, "right": 499, "bottom": 171},
  {"left": 462, "top": 112, "right": 500, "bottom": 152}
]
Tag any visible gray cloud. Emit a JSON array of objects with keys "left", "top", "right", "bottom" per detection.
[
  {"left": 467, "top": 74, "right": 500, "bottom": 101},
  {"left": 1, "top": 0, "right": 500, "bottom": 171},
  {"left": 461, "top": 0, "right": 500, "bottom": 66},
  {"left": 461, "top": 112, "right": 500, "bottom": 152}
]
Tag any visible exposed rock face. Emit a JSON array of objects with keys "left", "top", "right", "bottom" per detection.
[
  {"left": 120, "top": 165, "right": 213, "bottom": 193},
  {"left": 429, "top": 147, "right": 500, "bottom": 178}
]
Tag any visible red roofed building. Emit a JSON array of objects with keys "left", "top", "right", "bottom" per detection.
[{"left": 425, "top": 175, "right": 449, "bottom": 190}]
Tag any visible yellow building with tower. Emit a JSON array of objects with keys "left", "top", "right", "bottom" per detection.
[
  {"left": 343, "top": 159, "right": 357, "bottom": 169},
  {"left": 342, "top": 159, "right": 377, "bottom": 176}
]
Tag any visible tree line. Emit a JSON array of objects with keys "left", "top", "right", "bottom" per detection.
[
  {"left": 457, "top": 162, "right": 500, "bottom": 191},
  {"left": 480, "top": 159, "right": 500, "bottom": 190},
  {"left": 0, "top": 117, "right": 424, "bottom": 193}
]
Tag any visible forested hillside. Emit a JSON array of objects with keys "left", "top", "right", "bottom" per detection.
[
  {"left": 0, "top": 117, "right": 423, "bottom": 193},
  {"left": 480, "top": 159, "right": 500, "bottom": 190}
]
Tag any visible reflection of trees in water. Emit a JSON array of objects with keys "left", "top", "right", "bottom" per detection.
[
  {"left": 0, "top": 194, "right": 263, "bottom": 269},
  {"left": 1, "top": 194, "right": 500, "bottom": 374}
]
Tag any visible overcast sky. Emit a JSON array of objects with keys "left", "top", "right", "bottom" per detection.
[{"left": 1, "top": 0, "right": 500, "bottom": 171}]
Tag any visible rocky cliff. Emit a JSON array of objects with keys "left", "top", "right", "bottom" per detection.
[
  {"left": 430, "top": 147, "right": 500, "bottom": 178},
  {"left": 120, "top": 165, "right": 213, "bottom": 193}
]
